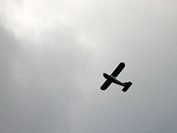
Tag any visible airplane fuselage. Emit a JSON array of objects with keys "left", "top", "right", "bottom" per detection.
[{"left": 103, "top": 73, "right": 127, "bottom": 86}]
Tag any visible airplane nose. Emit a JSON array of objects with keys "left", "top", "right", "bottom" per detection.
[{"left": 103, "top": 73, "right": 107, "bottom": 78}]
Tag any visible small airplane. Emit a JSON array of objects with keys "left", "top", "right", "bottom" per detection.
[{"left": 100, "top": 62, "right": 132, "bottom": 92}]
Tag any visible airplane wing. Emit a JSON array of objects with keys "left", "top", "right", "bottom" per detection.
[
  {"left": 111, "top": 62, "right": 125, "bottom": 77},
  {"left": 100, "top": 80, "right": 112, "bottom": 90}
]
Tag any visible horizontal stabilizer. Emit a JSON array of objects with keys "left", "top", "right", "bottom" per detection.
[{"left": 122, "top": 82, "right": 132, "bottom": 92}]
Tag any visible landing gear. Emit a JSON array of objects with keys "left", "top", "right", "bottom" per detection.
[{"left": 122, "top": 82, "right": 132, "bottom": 92}]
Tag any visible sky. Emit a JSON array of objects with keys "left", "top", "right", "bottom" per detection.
[{"left": 1, "top": 0, "right": 177, "bottom": 133}]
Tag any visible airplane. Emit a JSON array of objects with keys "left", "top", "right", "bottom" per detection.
[{"left": 100, "top": 62, "right": 132, "bottom": 92}]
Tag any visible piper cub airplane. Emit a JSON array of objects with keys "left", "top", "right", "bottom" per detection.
[{"left": 100, "top": 62, "right": 132, "bottom": 92}]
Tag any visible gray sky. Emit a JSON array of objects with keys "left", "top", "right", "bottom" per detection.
[{"left": 1, "top": 0, "right": 177, "bottom": 133}]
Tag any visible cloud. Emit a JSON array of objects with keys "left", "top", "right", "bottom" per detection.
[
  {"left": 0, "top": 19, "right": 95, "bottom": 132},
  {"left": 1, "top": 0, "right": 177, "bottom": 133}
]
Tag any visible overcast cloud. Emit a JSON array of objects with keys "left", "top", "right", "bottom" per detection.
[{"left": 1, "top": 0, "right": 177, "bottom": 133}]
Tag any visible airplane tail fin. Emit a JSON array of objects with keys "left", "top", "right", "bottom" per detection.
[{"left": 122, "top": 82, "right": 132, "bottom": 92}]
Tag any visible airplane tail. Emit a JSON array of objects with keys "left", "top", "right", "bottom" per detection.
[{"left": 122, "top": 82, "right": 132, "bottom": 92}]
